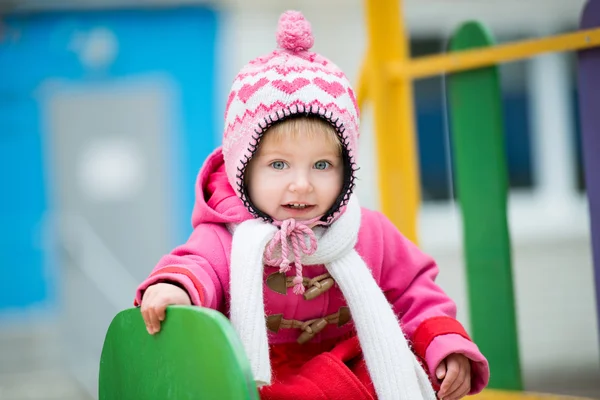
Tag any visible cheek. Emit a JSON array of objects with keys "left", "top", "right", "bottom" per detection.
[
  {"left": 316, "top": 171, "right": 344, "bottom": 199},
  {"left": 247, "top": 170, "right": 282, "bottom": 204}
]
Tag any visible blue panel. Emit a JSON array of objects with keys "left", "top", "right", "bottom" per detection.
[
  {"left": 0, "top": 7, "right": 218, "bottom": 312},
  {"left": 416, "top": 92, "right": 533, "bottom": 200},
  {"left": 0, "top": 52, "right": 50, "bottom": 311}
]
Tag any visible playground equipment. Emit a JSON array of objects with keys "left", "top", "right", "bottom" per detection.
[
  {"left": 99, "top": 0, "right": 600, "bottom": 398},
  {"left": 100, "top": 307, "right": 259, "bottom": 399},
  {"left": 360, "top": 0, "right": 600, "bottom": 395},
  {"left": 446, "top": 22, "right": 520, "bottom": 390}
]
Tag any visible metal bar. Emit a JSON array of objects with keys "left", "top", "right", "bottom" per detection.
[
  {"left": 356, "top": 51, "right": 370, "bottom": 111},
  {"left": 364, "top": 0, "right": 421, "bottom": 242},
  {"left": 390, "top": 27, "right": 600, "bottom": 80}
]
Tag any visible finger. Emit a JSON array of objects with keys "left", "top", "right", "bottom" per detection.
[
  {"left": 436, "top": 361, "right": 447, "bottom": 381},
  {"left": 438, "top": 361, "right": 460, "bottom": 398},
  {"left": 152, "top": 295, "right": 172, "bottom": 331},
  {"left": 156, "top": 301, "right": 167, "bottom": 322},
  {"left": 443, "top": 364, "right": 470, "bottom": 400},
  {"left": 142, "top": 308, "right": 153, "bottom": 334},
  {"left": 141, "top": 307, "right": 151, "bottom": 334},
  {"left": 152, "top": 301, "right": 167, "bottom": 333},
  {"left": 443, "top": 375, "right": 471, "bottom": 400},
  {"left": 445, "top": 358, "right": 471, "bottom": 400},
  {"left": 140, "top": 291, "right": 156, "bottom": 334},
  {"left": 147, "top": 307, "right": 161, "bottom": 334}
]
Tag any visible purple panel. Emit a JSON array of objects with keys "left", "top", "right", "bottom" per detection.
[{"left": 578, "top": 0, "right": 600, "bottom": 343}]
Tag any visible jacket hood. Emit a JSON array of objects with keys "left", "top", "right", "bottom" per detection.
[{"left": 191, "top": 147, "right": 253, "bottom": 228}]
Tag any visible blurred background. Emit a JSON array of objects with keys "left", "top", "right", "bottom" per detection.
[{"left": 0, "top": 0, "right": 598, "bottom": 399}]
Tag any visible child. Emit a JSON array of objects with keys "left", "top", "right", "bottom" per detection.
[{"left": 136, "top": 10, "right": 489, "bottom": 400}]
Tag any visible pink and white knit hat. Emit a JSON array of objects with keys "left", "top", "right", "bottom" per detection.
[{"left": 222, "top": 10, "right": 360, "bottom": 223}]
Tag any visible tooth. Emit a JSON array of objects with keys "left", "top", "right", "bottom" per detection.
[{"left": 287, "top": 203, "right": 309, "bottom": 209}]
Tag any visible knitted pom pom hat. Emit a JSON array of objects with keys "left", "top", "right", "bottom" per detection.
[{"left": 222, "top": 10, "right": 360, "bottom": 224}]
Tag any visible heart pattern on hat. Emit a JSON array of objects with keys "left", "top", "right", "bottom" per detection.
[
  {"left": 272, "top": 78, "right": 310, "bottom": 95},
  {"left": 238, "top": 77, "right": 269, "bottom": 103},
  {"left": 313, "top": 77, "right": 346, "bottom": 98}
]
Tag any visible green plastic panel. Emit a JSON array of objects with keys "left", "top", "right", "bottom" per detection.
[
  {"left": 447, "top": 21, "right": 522, "bottom": 390},
  {"left": 99, "top": 306, "right": 259, "bottom": 399}
]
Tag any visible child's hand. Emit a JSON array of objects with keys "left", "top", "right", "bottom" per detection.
[
  {"left": 140, "top": 282, "right": 191, "bottom": 335},
  {"left": 435, "top": 353, "right": 471, "bottom": 400}
]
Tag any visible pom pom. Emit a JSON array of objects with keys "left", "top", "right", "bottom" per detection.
[{"left": 276, "top": 11, "right": 314, "bottom": 52}]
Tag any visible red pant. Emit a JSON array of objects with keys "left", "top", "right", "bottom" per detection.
[{"left": 259, "top": 335, "right": 376, "bottom": 400}]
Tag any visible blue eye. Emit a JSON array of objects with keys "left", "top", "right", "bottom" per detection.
[
  {"left": 270, "top": 161, "right": 287, "bottom": 170},
  {"left": 314, "top": 161, "right": 330, "bottom": 170}
]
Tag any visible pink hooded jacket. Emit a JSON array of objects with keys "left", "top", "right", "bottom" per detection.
[{"left": 136, "top": 147, "right": 490, "bottom": 394}]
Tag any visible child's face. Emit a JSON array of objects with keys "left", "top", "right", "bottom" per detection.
[{"left": 246, "top": 128, "right": 343, "bottom": 222}]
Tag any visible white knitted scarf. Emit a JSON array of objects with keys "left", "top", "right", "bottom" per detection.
[{"left": 229, "top": 196, "right": 436, "bottom": 400}]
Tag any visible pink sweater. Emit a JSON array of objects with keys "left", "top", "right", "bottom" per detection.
[{"left": 136, "top": 147, "right": 490, "bottom": 394}]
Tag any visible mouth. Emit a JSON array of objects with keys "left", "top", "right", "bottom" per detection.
[{"left": 282, "top": 203, "right": 315, "bottom": 210}]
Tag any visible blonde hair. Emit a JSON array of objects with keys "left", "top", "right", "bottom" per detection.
[{"left": 261, "top": 117, "right": 342, "bottom": 154}]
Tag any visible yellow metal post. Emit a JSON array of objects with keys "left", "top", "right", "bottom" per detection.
[
  {"left": 356, "top": 52, "right": 370, "bottom": 111},
  {"left": 364, "top": 0, "right": 420, "bottom": 242}
]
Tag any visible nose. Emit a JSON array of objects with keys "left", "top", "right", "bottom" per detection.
[{"left": 289, "top": 171, "right": 313, "bottom": 193}]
